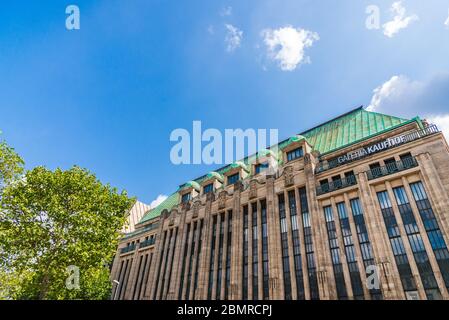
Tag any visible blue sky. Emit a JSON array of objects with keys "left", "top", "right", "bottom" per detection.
[{"left": 1, "top": 0, "right": 449, "bottom": 205}]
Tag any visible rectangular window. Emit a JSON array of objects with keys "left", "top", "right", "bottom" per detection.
[
  {"left": 181, "top": 193, "right": 191, "bottom": 203},
  {"left": 179, "top": 224, "right": 190, "bottom": 299},
  {"left": 242, "top": 205, "right": 249, "bottom": 300},
  {"left": 336, "top": 202, "right": 364, "bottom": 300},
  {"left": 207, "top": 217, "right": 217, "bottom": 299},
  {"left": 278, "top": 194, "right": 292, "bottom": 300},
  {"left": 255, "top": 162, "right": 269, "bottom": 174},
  {"left": 225, "top": 211, "right": 233, "bottom": 300},
  {"left": 392, "top": 186, "right": 441, "bottom": 300},
  {"left": 377, "top": 191, "right": 418, "bottom": 297},
  {"left": 193, "top": 220, "right": 204, "bottom": 299},
  {"left": 251, "top": 202, "right": 259, "bottom": 300},
  {"left": 298, "top": 187, "right": 319, "bottom": 300},
  {"left": 227, "top": 173, "right": 240, "bottom": 185},
  {"left": 323, "top": 205, "right": 348, "bottom": 300},
  {"left": 216, "top": 213, "right": 225, "bottom": 300},
  {"left": 349, "top": 198, "right": 382, "bottom": 300},
  {"left": 204, "top": 183, "right": 214, "bottom": 194},
  {"left": 410, "top": 181, "right": 449, "bottom": 290},
  {"left": 261, "top": 200, "right": 269, "bottom": 300},
  {"left": 288, "top": 190, "right": 305, "bottom": 300},
  {"left": 287, "top": 147, "right": 304, "bottom": 162}
]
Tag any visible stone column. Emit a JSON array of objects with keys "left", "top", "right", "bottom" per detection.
[
  {"left": 416, "top": 153, "right": 449, "bottom": 247},
  {"left": 230, "top": 183, "right": 243, "bottom": 300},
  {"left": 197, "top": 194, "right": 214, "bottom": 300},
  {"left": 266, "top": 175, "right": 283, "bottom": 300},
  {"left": 189, "top": 220, "right": 202, "bottom": 300}
]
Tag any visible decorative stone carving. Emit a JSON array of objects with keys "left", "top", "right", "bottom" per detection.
[
  {"left": 304, "top": 154, "right": 312, "bottom": 165},
  {"left": 234, "top": 180, "right": 244, "bottom": 192},
  {"left": 206, "top": 192, "right": 215, "bottom": 202},
  {"left": 249, "top": 179, "right": 257, "bottom": 199},
  {"left": 181, "top": 201, "right": 191, "bottom": 211},
  {"left": 161, "top": 209, "right": 169, "bottom": 220},
  {"left": 269, "top": 277, "right": 278, "bottom": 290},
  {"left": 284, "top": 165, "right": 294, "bottom": 187},
  {"left": 192, "top": 201, "right": 200, "bottom": 218},
  {"left": 318, "top": 270, "right": 327, "bottom": 285},
  {"left": 218, "top": 191, "right": 227, "bottom": 210},
  {"left": 169, "top": 209, "right": 178, "bottom": 226}
]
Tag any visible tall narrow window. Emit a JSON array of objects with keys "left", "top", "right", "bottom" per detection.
[
  {"left": 288, "top": 190, "right": 305, "bottom": 300},
  {"left": 242, "top": 205, "right": 249, "bottom": 300},
  {"left": 225, "top": 211, "right": 233, "bottom": 300},
  {"left": 252, "top": 202, "right": 259, "bottom": 300},
  {"left": 336, "top": 202, "right": 364, "bottom": 300},
  {"left": 207, "top": 217, "right": 217, "bottom": 300},
  {"left": 179, "top": 224, "right": 190, "bottom": 299},
  {"left": 261, "top": 200, "right": 269, "bottom": 300},
  {"left": 163, "top": 227, "right": 178, "bottom": 299},
  {"left": 185, "top": 223, "right": 197, "bottom": 300},
  {"left": 278, "top": 194, "right": 292, "bottom": 300},
  {"left": 153, "top": 230, "right": 168, "bottom": 299},
  {"left": 350, "top": 198, "right": 382, "bottom": 300},
  {"left": 377, "top": 191, "right": 418, "bottom": 299},
  {"left": 298, "top": 187, "right": 319, "bottom": 300},
  {"left": 216, "top": 213, "right": 225, "bottom": 299},
  {"left": 324, "top": 206, "right": 348, "bottom": 299},
  {"left": 193, "top": 220, "right": 204, "bottom": 299},
  {"left": 159, "top": 229, "right": 174, "bottom": 300},
  {"left": 392, "top": 186, "right": 441, "bottom": 300},
  {"left": 410, "top": 181, "right": 449, "bottom": 290}
]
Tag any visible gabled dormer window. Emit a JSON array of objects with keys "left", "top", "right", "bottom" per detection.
[
  {"left": 181, "top": 192, "right": 191, "bottom": 203},
  {"left": 203, "top": 183, "right": 214, "bottom": 194},
  {"left": 255, "top": 162, "right": 269, "bottom": 174},
  {"left": 287, "top": 147, "right": 303, "bottom": 162},
  {"left": 228, "top": 173, "right": 240, "bottom": 185}
]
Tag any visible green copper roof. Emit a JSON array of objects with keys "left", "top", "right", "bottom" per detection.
[
  {"left": 206, "top": 171, "right": 224, "bottom": 182},
  {"left": 139, "top": 192, "right": 179, "bottom": 224},
  {"left": 300, "top": 107, "right": 410, "bottom": 155},
  {"left": 135, "top": 107, "right": 414, "bottom": 227}
]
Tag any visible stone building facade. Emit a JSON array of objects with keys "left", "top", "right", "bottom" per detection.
[{"left": 110, "top": 107, "right": 449, "bottom": 300}]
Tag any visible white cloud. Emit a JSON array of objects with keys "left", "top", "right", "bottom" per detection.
[
  {"left": 367, "top": 74, "right": 449, "bottom": 139},
  {"left": 382, "top": 1, "right": 419, "bottom": 38},
  {"left": 207, "top": 25, "right": 215, "bottom": 35},
  {"left": 220, "top": 6, "right": 232, "bottom": 17},
  {"left": 224, "top": 24, "right": 243, "bottom": 52},
  {"left": 445, "top": 9, "right": 449, "bottom": 28},
  {"left": 150, "top": 194, "right": 168, "bottom": 209},
  {"left": 427, "top": 115, "right": 449, "bottom": 140},
  {"left": 261, "top": 26, "right": 319, "bottom": 71}
]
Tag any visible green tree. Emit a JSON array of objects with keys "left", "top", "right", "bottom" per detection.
[
  {"left": 0, "top": 166, "right": 134, "bottom": 299},
  {"left": 0, "top": 137, "right": 24, "bottom": 190}
]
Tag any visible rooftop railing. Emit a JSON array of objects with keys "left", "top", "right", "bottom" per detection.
[
  {"left": 366, "top": 157, "right": 418, "bottom": 180},
  {"left": 316, "top": 175, "right": 357, "bottom": 196},
  {"left": 139, "top": 237, "right": 156, "bottom": 248},
  {"left": 120, "top": 243, "right": 137, "bottom": 254}
]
